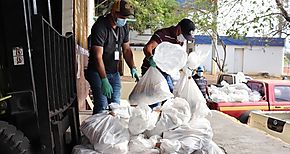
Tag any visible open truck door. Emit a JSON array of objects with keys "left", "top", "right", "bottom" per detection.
[{"left": 0, "top": 0, "right": 80, "bottom": 153}]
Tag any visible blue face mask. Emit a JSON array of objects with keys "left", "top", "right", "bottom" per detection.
[{"left": 116, "top": 18, "right": 127, "bottom": 27}]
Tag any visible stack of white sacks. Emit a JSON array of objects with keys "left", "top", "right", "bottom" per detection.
[
  {"left": 209, "top": 81, "right": 261, "bottom": 103},
  {"left": 73, "top": 42, "right": 224, "bottom": 154}
]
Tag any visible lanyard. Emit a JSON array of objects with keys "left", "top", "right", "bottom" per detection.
[{"left": 111, "top": 28, "right": 119, "bottom": 50}]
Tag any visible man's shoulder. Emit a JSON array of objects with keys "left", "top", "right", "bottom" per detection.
[
  {"left": 92, "top": 15, "right": 108, "bottom": 29},
  {"left": 152, "top": 26, "right": 176, "bottom": 43},
  {"left": 192, "top": 74, "right": 199, "bottom": 79},
  {"left": 120, "top": 24, "right": 129, "bottom": 33},
  {"left": 155, "top": 26, "right": 174, "bottom": 34}
]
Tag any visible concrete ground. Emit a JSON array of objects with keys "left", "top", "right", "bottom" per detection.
[{"left": 207, "top": 111, "right": 290, "bottom": 154}]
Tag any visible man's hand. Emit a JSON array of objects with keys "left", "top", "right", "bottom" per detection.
[
  {"left": 148, "top": 56, "right": 157, "bottom": 68},
  {"left": 101, "top": 78, "right": 113, "bottom": 99},
  {"left": 131, "top": 67, "right": 139, "bottom": 81}
]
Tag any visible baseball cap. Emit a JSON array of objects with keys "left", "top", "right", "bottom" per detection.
[
  {"left": 113, "top": 0, "right": 134, "bottom": 18},
  {"left": 197, "top": 66, "right": 204, "bottom": 72},
  {"left": 178, "top": 19, "right": 195, "bottom": 41}
]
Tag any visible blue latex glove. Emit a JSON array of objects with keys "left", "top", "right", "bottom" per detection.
[
  {"left": 101, "top": 78, "right": 113, "bottom": 99},
  {"left": 147, "top": 56, "right": 157, "bottom": 68},
  {"left": 131, "top": 67, "right": 139, "bottom": 81}
]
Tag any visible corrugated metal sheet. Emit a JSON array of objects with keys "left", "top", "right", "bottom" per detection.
[{"left": 195, "top": 35, "right": 285, "bottom": 47}]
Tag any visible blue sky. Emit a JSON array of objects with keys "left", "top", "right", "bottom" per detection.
[{"left": 176, "top": 0, "right": 186, "bottom": 4}]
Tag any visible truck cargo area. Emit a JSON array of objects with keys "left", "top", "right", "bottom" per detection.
[{"left": 207, "top": 111, "right": 290, "bottom": 154}]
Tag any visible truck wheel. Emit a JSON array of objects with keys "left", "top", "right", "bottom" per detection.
[
  {"left": 238, "top": 110, "right": 254, "bottom": 124},
  {"left": 0, "top": 121, "right": 32, "bottom": 154}
]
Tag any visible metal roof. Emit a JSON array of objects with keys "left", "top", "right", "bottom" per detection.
[{"left": 195, "top": 35, "right": 285, "bottom": 47}]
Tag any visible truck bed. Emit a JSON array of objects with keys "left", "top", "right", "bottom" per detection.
[{"left": 207, "top": 111, "right": 290, "bottom": 154}]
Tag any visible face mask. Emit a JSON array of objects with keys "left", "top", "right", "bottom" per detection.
[
  {"left": 177, "top": 34, "right": 186, "bottom": 42},
  {"left": 198, "top": 72, "right": 203, "bottom": 77},
  {"left": 116, "top": 18, "right": 127, "bottom": 27}
]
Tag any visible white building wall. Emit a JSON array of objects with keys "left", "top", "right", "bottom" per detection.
[
  {"left": 223, "top": 46, "right": 236, "bottom": 73},
  {"left": 195, "top": 44, "right": 225, "bottom": 73},
  {"left": 195, "top": 44, "right": 212, "bottom": 72},
  {"left": 197, "top": 44, "right": 284, "bottom": 76},
  {"left": 243, "top": 46, "right": 283, "bottom": 76}
]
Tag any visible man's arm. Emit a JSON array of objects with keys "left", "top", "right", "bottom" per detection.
[
  {"left": 91, "top": 45, "right": 106, "bottom": 78},
  {"left": 143, "top": 39, "right": 158, "bottom": 58},
  {"left": 122, "top": 42, "right": 136, "bottom": 68},
  {"left": 205, "top": 79, "right": 211, "bottom": 99}
]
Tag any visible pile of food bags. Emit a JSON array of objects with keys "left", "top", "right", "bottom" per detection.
[
  {"left": 209, "top": 82, "right": 261, "bottom": 103},
  {"left": 73, "top": 42, "right": 224, "bottom": 154}
]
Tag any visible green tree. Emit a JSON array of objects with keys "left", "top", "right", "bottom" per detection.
[
  {"left": 220, "top": 0, "right": 289, "bottom": 38},
  {"left": 95, "top": 0, "right": 290, "bottom": 72},
  {"left": 129, "top": 0, "right": 187, "bottom": 33},
  {"left": 95, "top": 0, "right": 187, "bottom": 33}
]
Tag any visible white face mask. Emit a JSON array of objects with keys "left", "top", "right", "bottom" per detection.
[
  {"left": 198, "top": 72, "right": 203, "bottom": 77},
  {"left": 177, "top": 34, "right": 186, "bottom": 42}
]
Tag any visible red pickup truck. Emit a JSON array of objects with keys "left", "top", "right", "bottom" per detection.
[{"left": 207, "top": 79, "right": 290, "bottom": 123}]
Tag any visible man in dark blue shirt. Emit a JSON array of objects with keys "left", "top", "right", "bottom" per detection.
[
  {"left": 85, "top": 0, "right": 139, "bottom": 114},
  {"left": 192, "top": 66, "right": 210, "bottom": 100}
]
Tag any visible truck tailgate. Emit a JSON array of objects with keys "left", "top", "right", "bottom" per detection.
[{"left": 248, "top": 111, "right": 290, "bottom": 144}]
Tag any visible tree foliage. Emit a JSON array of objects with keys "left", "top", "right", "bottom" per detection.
[
  {"left": 181, "top": 0, "right": 290, "bottom": 72},
  {"left": 95, "top": 0, "right": 289, "bottom": 39},
  {"left": 217, "top": 0, "right": 289, "bottom": 38},
  {"left": 95, "top": 0, "right": 187, "bottom": 33},
  {"left": 182, "top": 0, "right": 228, "bottom": 72},
  {"left": 184, "top": 0, "right": 289, "bottom": 38},
  {"left": 129, "top": 0, "right": 187, "bottom": 33},
  {"left": 95, "top": 0, "right": 290, "bottom": 72}
]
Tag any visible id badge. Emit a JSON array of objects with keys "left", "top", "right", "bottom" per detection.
[{"left": 114, "top": 50, "right": 119, "bottom": 60}]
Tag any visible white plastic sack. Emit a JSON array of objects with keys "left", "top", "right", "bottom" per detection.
[
  {"left": 209, "top": 83, "right": 254, "bottom": 103},
  {"left": 128, "top": 104, "right": 160, "bottom": 135},
  {"left": 162, "top": 118, "right": 213, "bottom": 153},
  {"left": 249, "top": 91, "right": 261, "bottom": 101},
  {"left": 160, "top": 139, "right": 181, "bottom": 154},
  {"left": 146, "top": 97, "right": 191, "bottom": 137},
  {"left": 128, "top": 134, "right": 161, "bottom": 154},
  {"left": 109, "top": 102, "right": 131, "bottom": 119},
  {"left": 210, "top": 93, "right": 230, "bottom": 102},
  {"left": 193, "top": 140, "right": 225, "bottom": 154},
  {"left": 230, "top": 90, "right": 250, "bottom": 102},
  {"left": 72, "top": 145, "right": 100, "bottom": 154},
  {"left": 236, "top": 72, "right": 248, "bottom": 83},
  {"left": 80, "top": 113, "right": 130, "bottom": 154},
  {"left": 220, "top": 80, "right": 229, "bottom": 87},
  {"left": 231, "top": 83, "right": 251, "bottom": 93},
  {"left": 153, "top": 42, "right": 187, "bottom": 78},
  {"left": 174, "top": 71, "right": 211, "bottom": 119},
  {"left": 129, "top": 67, "right": 173, "bottom": 105},
  {"left": 186, "top": 49, "right": 210, "bottom": 70}
]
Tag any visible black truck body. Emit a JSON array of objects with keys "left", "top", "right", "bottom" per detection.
[{"left": 0, "top": 0, "right": 80, "bottom": 153}]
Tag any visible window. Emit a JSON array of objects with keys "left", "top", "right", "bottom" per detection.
[
  {"left": 274, "top": 85, "right": 290, "bottom": 102},
  {"left": 220, "top": 75, "right": 234, "bottom": 84},
  {"left": 247, "top": 82, "right": 265, "bottom": 97}
]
